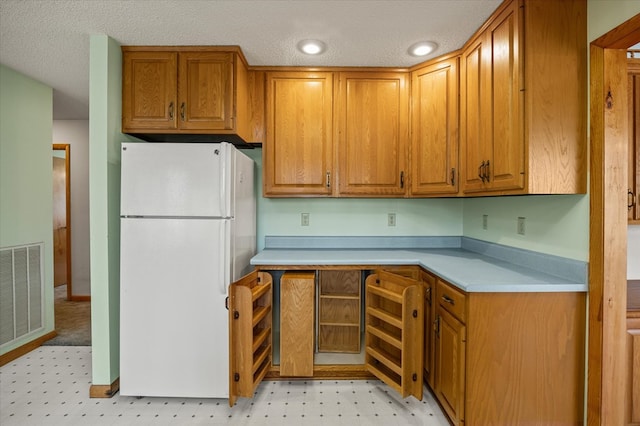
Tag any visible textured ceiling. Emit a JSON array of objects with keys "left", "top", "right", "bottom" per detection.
[{"left": 0, "top": 0, "right": 502, "bottom": 120}]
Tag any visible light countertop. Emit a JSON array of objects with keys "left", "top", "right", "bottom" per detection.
[{"left": 250, "top": 247, "right": 587, "bottom": 293}]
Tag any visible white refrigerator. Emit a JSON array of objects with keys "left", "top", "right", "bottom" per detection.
[{"left": 119, "top": 142, "right": 255, "bottom": 398}]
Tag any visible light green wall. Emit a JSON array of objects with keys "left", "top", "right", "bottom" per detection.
[
  {"left": 243, "top": 149, "right": 463, "bottom": 251},
  {"left": 588, "top": 0, "right": 640, "bottom": 42},
  {"left": 88, "top": 1, "right": 640, "bottom": 383},
  {"left": 89, "top": 35, "right": 137, "bottom": 385},
  {"left": 461, "top": 0, "right": 640, "bottom": 263},
  {"left": 462, "top": 195, "right": 589, "bottom": 260},
  {"left": 0, "top": 64, "right": 54, "bottom": 354}
]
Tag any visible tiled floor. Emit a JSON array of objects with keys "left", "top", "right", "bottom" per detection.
[{"left": 1, "top": 346, "right": 450, "bottom": 425}]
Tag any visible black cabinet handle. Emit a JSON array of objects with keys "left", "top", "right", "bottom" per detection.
[{"left": 629, "top": 189, "right": 636, "bottom": 210}]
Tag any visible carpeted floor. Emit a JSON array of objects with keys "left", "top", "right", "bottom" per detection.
[{"left": 42, "top": 284, "right": 91, "bottom": 346}]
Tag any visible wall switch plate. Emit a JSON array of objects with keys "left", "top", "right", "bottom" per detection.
[
  {"left": 517, "top": 217, "right": 526, "bottom": 235},
  {"left": 388, "top": 213, "right": 396, "bottom": 227},
  {"left": 301, "top": 213, "right": 310, "bottom": 226},
  {"left": 482, "top": 214, "right": 488, "bottom": 230}
]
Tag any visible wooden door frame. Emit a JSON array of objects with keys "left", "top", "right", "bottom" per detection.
[
  {"left": 53, "top": 143, "right": 72, "bottom": 300},
  {"left": 588, "top": 15, "right": 640, "bottom": 425}
]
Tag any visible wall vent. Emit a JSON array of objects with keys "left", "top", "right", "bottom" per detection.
[{"left": 0, "top": 243, "right": 44, "bottom": 348}]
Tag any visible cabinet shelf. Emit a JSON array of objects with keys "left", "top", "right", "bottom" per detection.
[
  {"left": 366, "top": 323, "right": 402, "bottom": 349},
  {"left": 366, "top": 345, "right": 402, "bottom": 376},
  {"left": 367, "top": 306, "right": 402, "bottom": 329},
  {"left": 318, "top": 270, "right": 362, "bottom": 353},
  {"left": 252, "top": 305, "right": 271, "bottom": 328},
  {"left": 319, "top": 321, "right": 359, "bottom": 327},
  {"left": 365, "top": 270, "right": 423, "bottom": 400},
  {"left": 319, "top": 293, "right": 360, "bottom": 300},
  {"left": 229, "top": 271, "right": 273, "bottom": 407}
]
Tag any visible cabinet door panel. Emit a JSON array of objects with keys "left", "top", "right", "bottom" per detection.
[
  {"left": 264, "top": 72, "right": 334, "bottom": 196},
  {"left": 489, "top": 5, "right": 524, "bottom": 191},
  {"left": 411, "top": 58, "right": 459, "bottom": 196},
  {"left": 337, "top": 72, "right": 409, "bottom": 196},
  {"left": 460, "top": 39, "right": 488, "bottom": 193},
  {"left": 629, "top": 65, "right": 640, "bottom": 222},
  {"left": 122, "top": 51, "right": 177, "bottom": 130},
  {"left": 178, "top": 52, "right": 233, "bottom": 130},
  {"left": 435, "top": 308, "right": 466, "bottom": 425},
  {"left": 229, "top": 271, "right": 272, "bottom": 407},
  {"left": 280, "top": 272, "right": 315, "bottom": 377}
]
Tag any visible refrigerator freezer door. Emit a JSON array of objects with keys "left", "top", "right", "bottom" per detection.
[
  {"left": 120, "top": 217, "right": 230, "bottom": 398},
  {"left": 120, "top": 143, "right": 233, "bottom": 218}
]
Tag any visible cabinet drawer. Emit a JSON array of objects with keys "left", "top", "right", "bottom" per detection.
[{"left": 437, "top": 279, "right": 466, "bottom": 323}]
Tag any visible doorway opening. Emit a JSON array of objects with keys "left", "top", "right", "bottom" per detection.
[
  {"left": 52, "top": 143, "right": 71, "bottom": 298},
  {"left": 588, "top": 14, "right": 640, "bottom": 425}
]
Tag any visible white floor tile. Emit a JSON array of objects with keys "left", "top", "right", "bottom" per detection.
[{"left": 1, "top": 346, "right": 450, "bottom": 425}]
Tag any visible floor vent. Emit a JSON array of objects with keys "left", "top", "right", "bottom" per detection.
[{"left": 0, "top": 243, "right": 44, "bottom": 348}]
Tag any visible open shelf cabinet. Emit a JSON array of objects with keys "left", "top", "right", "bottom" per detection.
[
  {"left": 228, "top": 271, "right": 273, "bottom": 406},
  {"left": 365, "top": 270, "right": 424, "bottom": 400},
  {"left": 318, "top": 270, "right": 362, "bottom": 353}
]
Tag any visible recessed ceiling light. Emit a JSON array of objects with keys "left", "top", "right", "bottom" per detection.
[
  {"left": 408, "top": 41, "right": 438, "bottom": 57},
  {"left": 297, "top": 39, "right": 326, "bottom": 55}
]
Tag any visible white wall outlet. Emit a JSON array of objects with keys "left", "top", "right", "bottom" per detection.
[
  {"left": 517, "top": 217, "right": 526, "bottom": 235},
  {"left": 301, "top": 213, "right": 310, "bottom": 226},
  {"left": 388, "top": 213, "right": 396, "bottom": 227},
  {"left": 482, "top": 214, "right": 488, "bottom": 230}
]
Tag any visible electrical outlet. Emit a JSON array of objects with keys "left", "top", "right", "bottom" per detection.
[
  {"left": 482, "top": 214, "right": 488, "bottom": 230},
  {"left": 517, "top": 217, "right": 526, "bottom": 235},
  {"left": 301, "top": 213, "right": 310, "bottom": 226},
  {"left": 388, "top": 213, "right": 396, "bottom": 227}
]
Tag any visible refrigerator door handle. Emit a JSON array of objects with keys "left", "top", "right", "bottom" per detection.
[{"left": 219, "top": 220, "right": 228, "bottom": 295}]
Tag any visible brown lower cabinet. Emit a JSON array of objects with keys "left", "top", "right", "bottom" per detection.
[
  {"left": 431, "top": 277, "right": 586, "bottom": 425},
  {"left": 231, "top": 266, "right": 586, "bottom": 425},
  {"left": 627, "top": 312, "right": 640, "bottom": 425}
]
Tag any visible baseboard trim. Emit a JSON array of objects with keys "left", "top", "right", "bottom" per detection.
[
  {"left": 90, "top": 378, "right": 120, "bottom": 398},
  {"left": 0, "top": 331, "right": 57, "bottom": 367},
  {"left": 69, "top": 295, "right": 91, "bottom": 302}
]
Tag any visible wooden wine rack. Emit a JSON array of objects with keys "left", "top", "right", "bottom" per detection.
[
  {"left": 229, "top": 271, "right": 272, "bottom": 406},
  {"left": 365, "top": 270, "right": 424, "bottom": 400}
]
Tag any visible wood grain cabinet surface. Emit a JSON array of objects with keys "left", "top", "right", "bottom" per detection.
[
  {"left": 336, "top": 72, "right": 409, "bottom": 197},
  {"left": 364, "top": 270, "right": 424, "bottom": 400},
  {"left": 410, "top": 57, "right": 459, "bottom": 196},
  {"left": 228, "top": 271, "right": 273, "bottom": 407},
  {"left": 433, "top": 279, "right": 466, "bottom": 425},
  {"left": 122, "top": 47, "right": 254, "bottom": 143},
  {"left": 318, "top": 270, "right": 362, "bottom": 353},
  {"left": 460, "top": 0, "right": 586, "bottom": 195},
  {"left": 627, "top": 314, "right": 640, "bottom": 425},
  {"left": 280, "top": 272, "right": 315, "bottom": 377},
  {"left": 628, "top": 59, "right": 640, "bottom": 223},
  {"left": 263, "top": 71, "right": 334, "bottom": 196}
]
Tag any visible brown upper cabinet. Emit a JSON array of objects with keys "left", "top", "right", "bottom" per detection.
[
  {"left": 263, "top": 71, "right": 334, "bottom": 196},
  {"left": 263, "top": 70, "right": 409, "bottom": 197},
  {"left": 121, "top": 0, "right": 586, "bottom": 197},
  {"left": 336, "top": 72, "right": 409, "bottom": 197},
  {"left": 460, "top": 0, "right": 586, "bottom": 195},
  {"left": 629, "top": 58, "right": 640, "bottom": 223},
  {"left": 122, "top": 47, "right": 255, "bottom": 143},
  {"left": 410, "top": 57, "right": 459, "bottom": 196}
]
